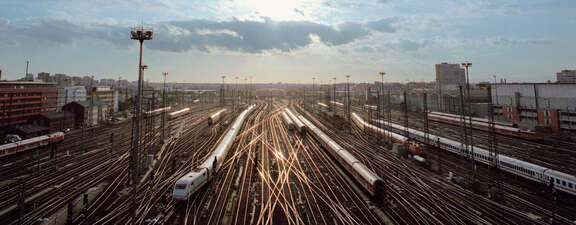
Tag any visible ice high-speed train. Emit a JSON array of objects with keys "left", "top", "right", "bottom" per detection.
[
  {"left": 295, "top": 110, "right": 385, "bottom": 197},
  {"left": 208, "top": 109, "right": 227, "bottom": 125},
  {"left": 172, "top": 105, "right": 254, "bottom": 200},
  {"left": 372, "top": 118, "right": 576, "bottom": 196},
  {"left": 351, "top": 113, "right": 422, "bottom": 155}
]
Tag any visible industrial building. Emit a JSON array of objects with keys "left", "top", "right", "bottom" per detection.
[
  {"left": 435, "top": 63, "right": 465, "bottom": 91},
  {"left": 34, "top": 111, "right": 75, "bottom": 133},
  {"left": 88, "top": 86, "right": 118, "bottom": 112},
  {"left": 492, "top": 83, "right": 576, "bottom": 131},
  {"left": 556, "top": 70, "right": 576, "bottom": 83},
  {"left": 0, "top": 81, "right": 58, "bottom": 127},
  {"left": 62, "top": 100, "right": 108, "bottom": 127}
]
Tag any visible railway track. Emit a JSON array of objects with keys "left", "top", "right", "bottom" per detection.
[{"left": 302, "top": 105, "right": 550, "bottom": 224}]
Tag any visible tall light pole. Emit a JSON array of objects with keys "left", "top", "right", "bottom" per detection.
[
  {"left": 234, "top": 76, "right": 239, "bottom": 111},
  {"left": 345, "top": 75, "right": 351, "bottom": 124},
  {"left": 492, "top": 74, "right": 498, "bottom": 106},
  {"left": 220, "top": 75, "right": 226, "bottom": 106},
  {"left": 379, "top": 72, "right": 386, "bottom": 138},
  {"left": 249, "top": 76, "right": 253, "bottom": 105},
  {"left": 129, "top": 25, "right": 153, "bottom": 224},
  {"left": 461, "top": 61, "right": 475, "bottom": 185},
  {"left": 161, "top": 72, "right": 168, "bottom": 143},
  {"left": 244, "top": 77, "right": 248, "bottom": 104},
  {"left": 312, "top": 77, "right": 316, "bottom": 108}
]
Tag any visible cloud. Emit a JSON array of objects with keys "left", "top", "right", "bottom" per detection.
[
  {"left": 367, "top": 17, "right": 401, "bottom": 33},
  {"left": 293, "top": 8, "right": 305, "bottom": 16},
  {"left": 0, "top": 20, "right": 370, "bottom": 53},
  {"left": 0, "top": 18, "right": 378, "bottom": 53}
]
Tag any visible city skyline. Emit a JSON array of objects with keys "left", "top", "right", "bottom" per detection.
[{"left": 1, "top": 0, "right": 575, "bottom": 83}]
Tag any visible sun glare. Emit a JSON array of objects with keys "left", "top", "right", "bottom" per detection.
[{"left": 232, "top": 0, "right": 308, "bottom": 21}]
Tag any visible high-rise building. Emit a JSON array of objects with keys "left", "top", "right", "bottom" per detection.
[
  {"left": 37, "top": 72, "right": 51, "bottom": 82},
  {"left": 435, "top": 63, "right": 466, "bottom": 91},
  {"left": 556, "top": 70, "right": 576, "bottom": 83}
]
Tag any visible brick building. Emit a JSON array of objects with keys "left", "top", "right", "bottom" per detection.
[
  {"left": 0, "top": 81, "right": 58, "bottom": 127},
  {"left": 492, "top": 83, "right": 576, "bottom": 132}
]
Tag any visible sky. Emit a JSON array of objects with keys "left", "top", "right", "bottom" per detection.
[{"left": 0, "top": 0, "right": 575, "bottom": 83}]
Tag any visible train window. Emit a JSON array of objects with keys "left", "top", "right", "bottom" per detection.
[
  {"left": 562, "top": 181, "right": 566, "bottom": 186},
  {"left": 569, "top": 183, "right": 573, "bottom": 189},
  {"left": 556, "top": 179, "right": 560, "bottom": 184},
  {"left": 175, "top": 184, "right": 187, "bottom": 189}
]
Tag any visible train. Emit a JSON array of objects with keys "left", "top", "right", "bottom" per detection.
[
  {"left": 427, "top": 111, "right": 543, "bottom": 140},
  {"left": 208, "top": 109, "right": 228, "bottom": 125},
  {"left": 317, "top": 102, "right": 329, "bottom": 109},
  {"left": 168, "top": 108, "right": 190, "bottom": 120},
  {"left": 0, "top": 132, "right": 65, "bottom": 158},
  {"left": 281, "top": 111, "right": 295, "bottom": 131},
  {"left": 172, "top": 105, "right": 255, "bottom": 200},
  {"left": 372, "top": 118, "right": 576, "bottom": 196},
  {"left": 330, "top": 101, "right": 344, "bottom": 108},
  {"left": 285, "top": 108, "right": 306, "bottom": 134},
  {"left": 143, "top": 107, "right": 171, "bottom": 117},
  {"left": 351, "top": 113, "right": 422, "bottom": 155},
  {"left": 295, "top": 110, "right": 385, "bottom": 198},
  {"left": 363, "top": 104, "right": 378, "bottom": 111}
]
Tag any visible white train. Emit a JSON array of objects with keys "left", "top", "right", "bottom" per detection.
[
  {"left": 373, "top": 119, "right": 576, "bottom": 196},
  {"left": 352, "top": 113, "right": 422, "bottom": 155},
  {"left": 0, "top": 132, "right": 65, "bottom": 158},
  {"left": 173, "top": 105, "right": 255, "bottom": 200},
  {"left": 143, "top": 107, "right": 171, "bottom": 117},
  {"left": 168, "top": 108, "right": 190, "bottom": 120},
  {"left": 281, "top": 111, "right": 295, "bottom": 131},
  {"left": 208, "top": 109, "right": 227, "bottom": 125},
  {"left": 285, "top": 108, "right": 306, "bottom": 134},
  {"left": 428, "top": 111, "right": 542, "bottom": 140},
  {"left": 295, "top": 110, "right": 385, "bottom": 197}
]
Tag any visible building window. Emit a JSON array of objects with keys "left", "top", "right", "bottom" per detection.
[
  {"left": 544, "top": 109, "right": 550, "bottom": 117},
  {"left": 545, "top": 118, "right": 552, "bottom": 126}
]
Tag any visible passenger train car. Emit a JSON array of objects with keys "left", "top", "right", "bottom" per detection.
[
  {"left": 427, "top": 111, "right": 542, "bottom": 140},
  {"left": 373, "top": 119, "right": 576, "bottom": 196},
  {"left": 168, "top": 108, "right": 190, "bottom": 120},
  {"left": 296, "top": 110, "right": 385, "bottom": 198},
  {"left": 173, "top": 105, "right": 255, "bottom": 200},
  {"left": 143, "top": 107, "right": 171, "bottom": 117},
  {"left": 281, "top": 111, "right": 295, "bottom": 131},
  {"left": 0, "top": 132, "right": 65, "bottom": 158},
  {"left": 352, "top": 113, "right": 422, "bottom": 155},
  {"left": 285, "top": 108, "right": 306, "bottom": 134},
  {"left": 208, "top": 109, "right": 227, "bottom": 125}
]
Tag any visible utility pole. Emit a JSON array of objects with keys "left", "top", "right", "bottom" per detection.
[
  {"left": 162, "top": 72, "right": 167, "bottom": 143},
  {"left": 458, "top": 85, "right": 470, "bottom": 185},
  {"left": 129, "top": 25, "right": 153, "bottom": 224},
  {"left": 346, "top": 75, "right": 351, "bottom": 126},
  {"left": 234, "top": 76, "right": 238, "bottom": 111},
  {"left": 220, "top": 75, "right": 226, "bottom": 106},
  {"left": 379, "top": 72, "right": 386, "bottom": 142},
  {"left": 461, "top": 62, "right": 476, "bottom": 185},
  {"left": 312, "top": 77, "right": 316, "bottom": 109},
  {"left": 487, "top": 85, "right": 501, "bottom": 199}
]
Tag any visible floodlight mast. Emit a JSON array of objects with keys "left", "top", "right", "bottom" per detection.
[{"left": 129, "top": 25, "right": 153, "bottom": 225}]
